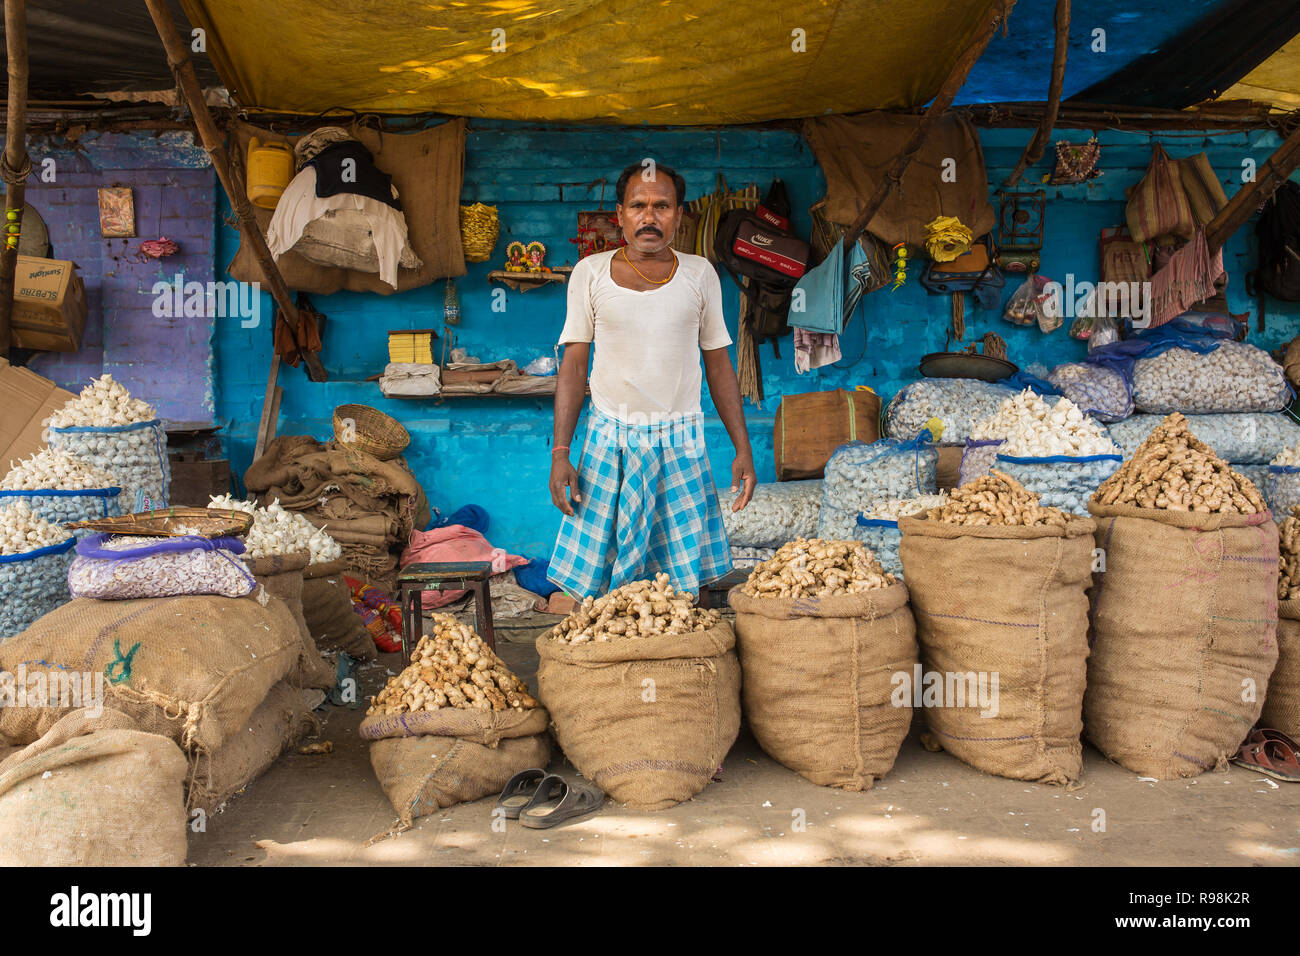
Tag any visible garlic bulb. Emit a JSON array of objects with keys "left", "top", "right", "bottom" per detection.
[
  {"left": 885, "top": 379, "right": 1016, "bottom": 445},
  {"left": 972, "top": 390, "right": 1118, "bottom": 458},
  {"left": 0, "top": 501, "right": 72, "bottom": 555},
  {"left": 1272, "top": 444, "right": 1300, "bottom": 467},
  {"left": 2, "top": 448, "right": 116, "bottom": 491},
  {"left": 860, "top": 493, "right": 949, "bottom": 522},
  {"left": 209, "top": 494, "right": 342, "bottom": 564},
  {"left": 1132, "top": 343, "right": 1289, "bottom": 415},
  {"left": 46, "top": 374, "right": 156, "bottom": 428},
  {"left": 720, "top": 480, "right": 822, "bottom": 549}
]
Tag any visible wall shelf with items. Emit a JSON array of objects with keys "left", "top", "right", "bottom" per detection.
[{"left": 487, "top": 266, "right": 572, "bottom": 292}]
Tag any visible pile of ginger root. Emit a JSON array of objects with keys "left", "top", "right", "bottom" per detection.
[
  {"left": 739, "top": 537, "right": 895, "bottom": 599},
  {"left": 550, "top": 573, "right": 721, "bottom": 645}
]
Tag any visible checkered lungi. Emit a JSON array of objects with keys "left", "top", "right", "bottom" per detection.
[{"left": 547, "top": 406, "right": 733, "bottom": 599}]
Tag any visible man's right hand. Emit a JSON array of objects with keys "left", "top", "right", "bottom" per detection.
[{"left": 550, "top": 457, "right": 582, "bottom": 516}]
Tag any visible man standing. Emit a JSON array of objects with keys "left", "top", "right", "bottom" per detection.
[{"left": 547, "top": 161, "right": 756, "bottom": 599}]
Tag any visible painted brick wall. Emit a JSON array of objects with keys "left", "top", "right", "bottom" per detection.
[
  {"left": 3, "top": 131, "right": 217, "bottom": 427},
  {"left": 211, "top": 121, "right": 1300, "bottom": 559}
]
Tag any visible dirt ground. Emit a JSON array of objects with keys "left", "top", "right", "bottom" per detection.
[{"left": 186, "top": 616, "right": 1300, "bottom": 867}]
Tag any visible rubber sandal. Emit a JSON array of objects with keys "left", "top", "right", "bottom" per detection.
[
  {"left": 518, "top": 774, "right": 603, "bottom": 829},
  {"left": 1231, "top": 729, "right": 1300, "bottom": 782},
  {"left": 495, "top": 769, "right": 547, "bottom": 819}
]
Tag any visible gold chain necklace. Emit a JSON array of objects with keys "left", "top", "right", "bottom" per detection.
[{"left": 621, "top": 246, "right": 676, "bottom": 284}]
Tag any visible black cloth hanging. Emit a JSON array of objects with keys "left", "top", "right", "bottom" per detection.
[{"left": 305, "top": 141, "right": 402, "bottom": 211}]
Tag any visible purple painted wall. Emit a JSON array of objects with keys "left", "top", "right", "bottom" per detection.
[{"left": 3, "top": 131, "right": 217, "bottom": 427}]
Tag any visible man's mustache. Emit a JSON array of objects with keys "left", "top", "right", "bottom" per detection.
[{"left": 635, "top": 226, "right": 663, "bottom": 236}]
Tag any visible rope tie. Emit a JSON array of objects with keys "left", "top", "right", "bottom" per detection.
[{"left": 0, "top": 152, "right": 32, "bottom": 186}]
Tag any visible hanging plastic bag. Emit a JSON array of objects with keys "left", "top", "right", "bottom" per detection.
[{"left": 1003, "top": 276, "right": 1042, "bottom": 327}]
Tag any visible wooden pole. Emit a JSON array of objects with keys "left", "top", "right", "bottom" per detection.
[
  {"left": 0, "top": 0, "right": 32, "bottom": 359},
  {"left": 1205, "top": 121, "right": 1300, "bottom": 254},
  {"left": 143, "top": 0, "right": 326, "bottom": 472},
  {"left": 844, "top": 0, "right": 1018, "bottom": 245},
  {"left": 1003, "top": 0, "right": 1070, "bottom": 188}
]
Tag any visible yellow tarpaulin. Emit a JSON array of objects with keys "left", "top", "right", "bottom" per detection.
[
  {"left": 1217, "top": 36, "right": 1300, "bottom": 111},
  {"left": 182, "top": 0, "right": 999, "bottom": 123}
]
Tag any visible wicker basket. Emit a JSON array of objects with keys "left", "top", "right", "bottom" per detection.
[
  {"left": 65, "top": 507, "right": 254, "bottom": 539},
  {"left": 460, "top": 202, "right": 499, "bottom": 263},
  {"left": 333, "top": 404, "right": 410, "bottom": 460}
]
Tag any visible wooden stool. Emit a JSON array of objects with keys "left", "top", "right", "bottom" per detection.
[{"left": 396, "top": 561, "right": 495, "bottom": 666}]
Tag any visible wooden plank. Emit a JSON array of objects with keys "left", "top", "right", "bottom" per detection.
[
  {"left": 1205, "top": 121, "right": 1300, "bottom": 254},
  {"left": 253, "top": 353, "right": 280, "bottom": 460},
  {"left": 1002, "top": 0, "right": 1070, "bottom": 189},
  {"left": 0, "top": 0, "right": 31, "bottom": 359},
  {"left": 844, "top": 0, "right": 1018, "bottom": 245}
]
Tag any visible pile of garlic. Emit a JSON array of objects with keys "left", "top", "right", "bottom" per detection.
[
  {"left": 971, "top": 390, "right": 1118, "bottom": 458},
  {"left": 885, "top": 379, "right": 1015, "bottom": 446},
  {"left": 0, "top": 501, "right": 72, "bottom": 555},
  {"left": 1133, "top": 343, "right": 1290, "bottom": 415},
  {"left": 860, "top": 493, "right": 949, "bottom": 522},
  {"left": 367, "top": 615, "right": 539, "bottom": 715},
  {"left": 740, "top": 537, "right": 896, "bottom": 598},
  {"left": 1272, "top": 444, "right": 1300, "bottom": 467},
  {"left": 46, "top": 374, "right": 156, "bottom": 428},
  {"left": 551, "top": 574, "right": 721, "bottom": 644},
  {"left": 1, "top": 448, "right": 116, "bottom": 491},
  {"left": 208, "top": 494, "right": 342, "bottom": 564}
]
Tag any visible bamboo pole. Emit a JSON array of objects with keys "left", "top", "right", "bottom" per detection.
[
  {"left": 1205, "top": 121, "right": 1300, "bottom": 253},
  {"left": 0, "top": 0, "right": 32, "bottom": 358},
  {"left": 844, "top": 0, "right": 1018, "bottom": 246},
  {"left": 1003, "top": 0, "right": 1070, "bottom": 188},
  {"left": 143, "top": 0, "right": 326, "bottom": 469}
]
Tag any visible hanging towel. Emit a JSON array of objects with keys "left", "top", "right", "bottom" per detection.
[
  {"left": 794, "top": 329, "right": 842, "bottom": 374},
  {"left": 1148, "top": 230, "right": 1226, "bottom": 328}
]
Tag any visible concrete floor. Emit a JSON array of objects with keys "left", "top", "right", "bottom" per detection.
[{"left": 186, "top": 617, "right": 1300, "bottom": 867}]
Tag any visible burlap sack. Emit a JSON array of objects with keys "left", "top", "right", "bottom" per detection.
[
  {"left": 729, "top": 584, "right": 916, "bottom": 790},
  {"left": 247, "top": 552, "right": 338, "bottom": 689},
  {"left": 188, "top": 681, "right": 319, "bottom": 814},
  {"left": 302, "top": 561, "right": 375, "bottom": 659},
  {"left": 1085, "top": 503, "right": 1279, "bottom": 778},
  {"left": 1262, "top": 600, "right": 1300, "bottom": 738},
  {"left": 897, "top": 513, "right": 1096, "bottom": 785},
  {"left": 536, "top": 623, "right": 741, "bottom": 810},
  {"left": 0, "top": 708, "right": 188, "bottom": 866},
  {"left": 361, "top": 706, "right": 551, "bottom": 826},
  {"left": 0, "top": 595, "right": 302, "bottom": 755},
  {"left": 228, "top": 118, "right": 467, "bottom": 294}
]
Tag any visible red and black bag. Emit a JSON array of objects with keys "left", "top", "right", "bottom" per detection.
[{"left": 714, "top": 180, "right": 810, "bottom": 345}]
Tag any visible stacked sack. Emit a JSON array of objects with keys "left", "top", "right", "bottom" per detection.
[
  {"left": 537, "top": 574, "right": 739, "bottom": 809},
  {"left": 719, "top": 480, "right": 821, "bottom": 568},
  {"left": 729, "top": 539, "right": 916, "bottom": 790},
  {"left": 1086, "top": 413, "right": 1277, "bottom": 778},
  {"left": 46, "top": 375, "right": 170, "bottom": 512},
  {"left": 899, "top": 471, "right": 1094, "bottom": 785},
  {"left": 363, "top": 614, "right": 549, "bottom": 829},
  {"left": 244, "top": 434, "right": 430, "bottom": 593},
  {"left": 884, "top": 379, "right": 1015, "bottom": 447},
  {"left": 817, "top": 435, "right": 938, "bottom": 541},
  {"left": 1267, "top": 509, "right": 1300, "bottom": 739},
  {"left": 0, "top": 448, "right": 122, "bottom": 533},
  {"left": 0, "top": 502, "right": 75, "bottom": 639}
]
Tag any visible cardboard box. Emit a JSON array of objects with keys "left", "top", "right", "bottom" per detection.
[
  {"left": 0, "top": 358, "right": 75, "bottom": 468},
  {"left": 11, "top": 256, "right": 87, "bottom": 352}
]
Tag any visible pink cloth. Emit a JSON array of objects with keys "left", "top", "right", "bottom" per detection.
[
  {"left": 400, "top": 524, "right": 528, "bottom": 608},
  {"left": 794, "top": 328, "right": 841, "bottom": 373}
]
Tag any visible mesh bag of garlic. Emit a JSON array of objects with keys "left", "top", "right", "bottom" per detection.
[
  {"left": 958, "top": 438, "right": 1003, "bottom": 487},
  {"left": 817, "top": 436, "right": 938, "bottom": 541},
  {"left": 729, "top": 540, "right": 916, "bottom": 790},
  {"left": 1084, "top": 413, "right": 1278, "bottom": 778},
  {"left": 208, "top": 494, "right": 342, "bottom": 564},
  {"left": 46, "top": 375, "right": 170, "bottom": 513},
  {"left": 1265, "top": 444, "right": 1300, "bottom": 521},
  {"left": 67, "top": 533, "right": 257, "bottom": 601},
  {"left": 1132, "top": 341, "right": 1291, "bottom": 415},
  {"left": 0, "top": 501, "right": 76, "bottom": 640},
  {"left": 851, "top": 495, "right": 947, "bottom": 578},
  {"left": 1266, "top": 508, "right": 1300, "bottom": 738},
  {"left": 896, "top": 472, "right": 1095, "bottom": 784},
  {"left": 361, "top": 615, "right": 552, "bottom": 824},
  {"left": 719, "top": 479, "right": 821, "bottom": 549},
  {"left": 1047, "top": 362, "right": 1133, "bottom": 423},
  {"left": 884, "top": 378, "right": 1016, "bottom": 446},
  {"left": 1108, "top": 412, "right": 1300, "bottom": 464},
  {"left": 0, "top": 448, "right": 123, "bottom": 533},
  {"left": 536, "top": 574, "right": 740, "bottom": 810},
  {"left": 730, "top": 546, "right": 776, "bottom": 569}
]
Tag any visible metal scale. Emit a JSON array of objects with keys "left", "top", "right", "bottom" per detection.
[{"left": 996, "top": 190, "right": 1045, "bottom": 274}]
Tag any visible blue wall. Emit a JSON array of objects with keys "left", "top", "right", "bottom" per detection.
[{"left": 214, "top": 121, "right": 1300, "bottom": 559}]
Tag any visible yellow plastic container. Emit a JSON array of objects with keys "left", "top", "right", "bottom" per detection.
[{"left": 246, "top": 138, "right": 294, "bottom": 209}]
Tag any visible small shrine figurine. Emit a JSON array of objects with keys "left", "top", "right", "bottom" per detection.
[
  {"left": 505, "top": 241, "right": 527, "bottom": 272},
  {"left": 526, "top": 241, "right": 550, "bottom": 273}
]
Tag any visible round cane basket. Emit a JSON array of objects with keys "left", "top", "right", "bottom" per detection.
[
  {"left": 460, "top": 202, "right": 500, "bottom": 263},
  {"left": 333, "top": 404, "right": 410, "bottom": 460}
]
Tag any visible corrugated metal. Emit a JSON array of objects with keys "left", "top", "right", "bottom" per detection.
[{"left": 0, "top": 0, "right": 221, "bottom": 98}]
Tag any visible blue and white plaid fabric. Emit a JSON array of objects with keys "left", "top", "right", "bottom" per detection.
[{"left": 548, "top": 407, "right": 733, "bottom": 599}]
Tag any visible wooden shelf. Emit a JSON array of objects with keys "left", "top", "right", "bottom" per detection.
[{"left": 486, "top": 267, "right": 572, "bottom": 292}]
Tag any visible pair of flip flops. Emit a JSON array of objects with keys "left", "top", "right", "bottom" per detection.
[
  {"left": 495, "top": 769, "right": 604, "bottom": 828},
  {"left": 1232, "top": 728, "right": 1300, "bottom": 782}
]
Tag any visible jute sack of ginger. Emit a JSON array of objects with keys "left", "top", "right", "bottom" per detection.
[
  {"left": 537, "top": 622, "right": 740, "bottom": 810},
  {"left": 1261, "top": 600, "right": 1300, "bottom": 739},
  {"left": 898, "top": 511, "right": 1095, "bottom": 785},
  {"left": 1085, "top": 502, "right": 1277, "bottom": 777},
  {"left": 729, "top": 583, "right": 916, "bottom": 790}
]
